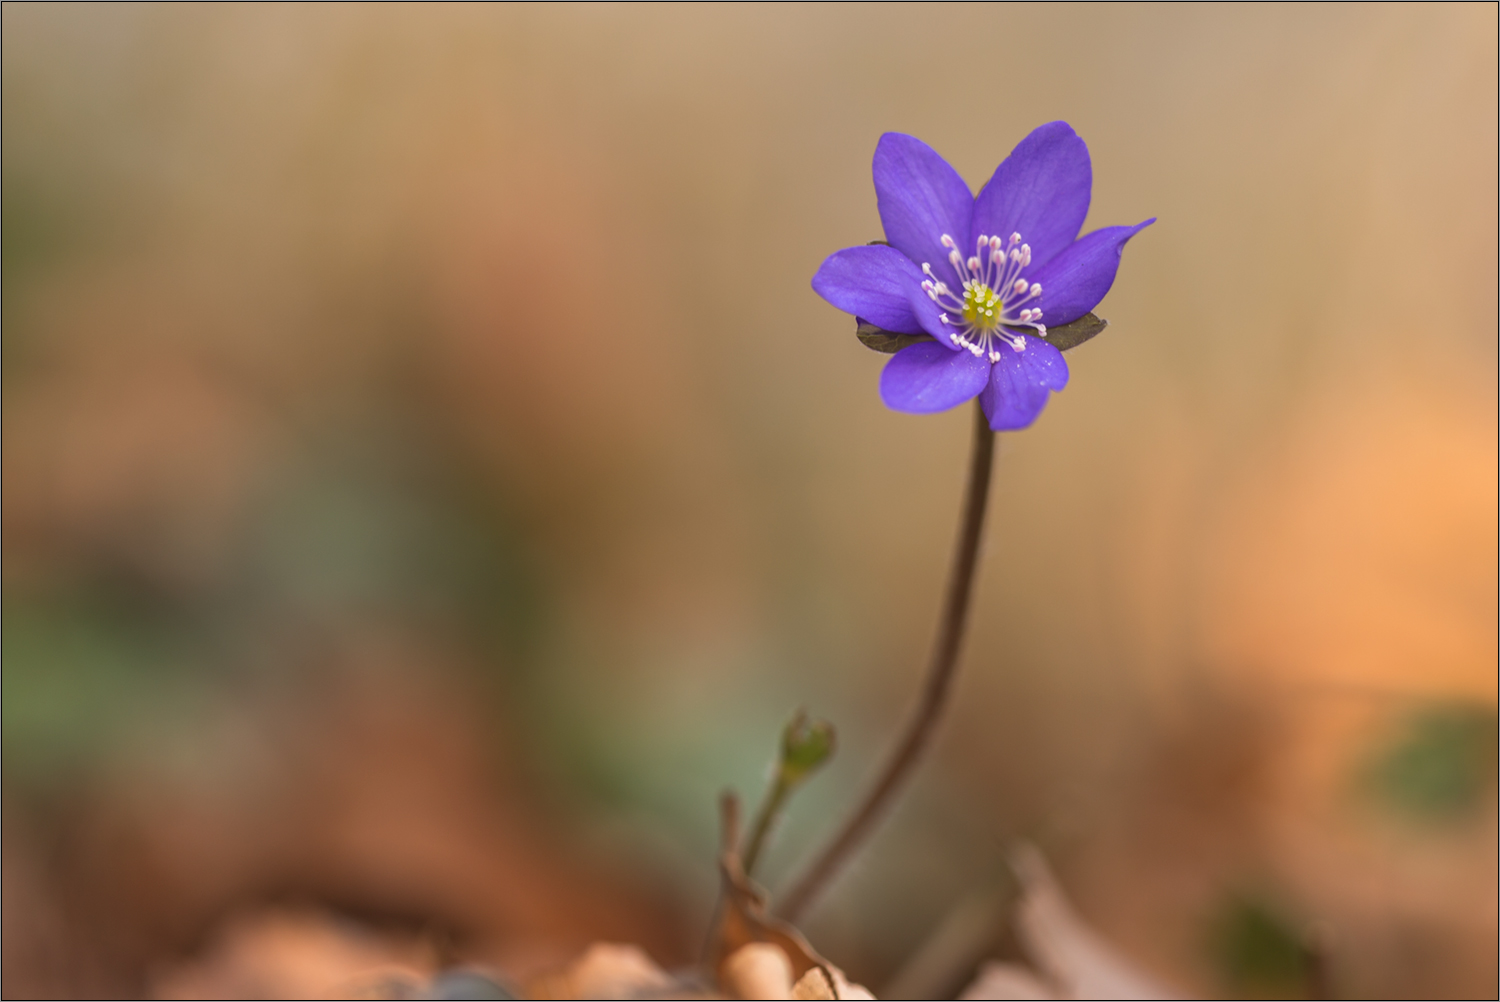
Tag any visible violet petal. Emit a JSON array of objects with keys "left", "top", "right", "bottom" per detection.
[
  {"left": 880, "top": 341, "right": 990, "bottom": 414},
  {"left": 1026, "top": 219, "right": 1155, "bottom": 327},
  {"left": 873, "top": 133, "right": 974, "bottom": 290},
  {"left": 972, "top": 122, "right": 1092, "bottom": 272},
  {"left": 812, "top": 245, "right": 931, "bottom": 334},
  {"left": 980, "top": 335, "right": 1069, "bottom": 431}
]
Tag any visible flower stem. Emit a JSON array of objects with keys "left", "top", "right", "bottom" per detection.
[
  {"left": 741, "top": 775, "right": 790, "bottom": 878},
  {"left": 778, "top": 397, "right": 995, "bottom": 921}
]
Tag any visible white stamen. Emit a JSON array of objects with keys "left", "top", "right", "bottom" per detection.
[{"left": 913, "top": 229, "right": 1047, "bottom": 361}]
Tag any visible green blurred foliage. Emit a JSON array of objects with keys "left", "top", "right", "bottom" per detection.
[
  {"left": 1366, "top": 702, "right": 1499, "bottom": 823},
  {"left": 1, "top": 430, "right": 548, "bottom": 787},
  {"left": 3, "top": 590, "right": 203, "bottom": 781},
  {"left": 1209, "top": 894, "right": 1318, "bottom": 1000}
]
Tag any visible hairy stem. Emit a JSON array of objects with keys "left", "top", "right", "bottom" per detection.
[{"left": 778, "top": 398, "right": 995, "bottom": 921}]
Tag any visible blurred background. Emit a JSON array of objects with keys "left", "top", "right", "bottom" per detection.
[{"left": 3, "top": 4, "right": 1495, "bottom": 998}]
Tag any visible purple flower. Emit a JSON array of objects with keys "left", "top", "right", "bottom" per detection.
[{"left": 812, "top": 123, "right": 1154, "bottom": 431}]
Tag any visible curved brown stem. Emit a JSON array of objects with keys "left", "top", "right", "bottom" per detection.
[{"left": 778, "top": 397, "right": 995, "bottom": 921}]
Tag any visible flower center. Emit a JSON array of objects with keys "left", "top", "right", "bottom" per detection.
[
  {"left": 920, "top": 232, "right": 1047, "bottom": 362},
  {"left": 961, "top": 283, "right": 1003, "bottom": 331}
]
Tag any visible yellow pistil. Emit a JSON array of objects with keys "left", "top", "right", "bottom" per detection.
[{"left": 961, "top": 284, "right": 1003, "bottom": 331}]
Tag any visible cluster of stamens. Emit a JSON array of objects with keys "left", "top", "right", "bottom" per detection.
[{"left": 920, "top": 232, "right": 1045, "bottom": 362}]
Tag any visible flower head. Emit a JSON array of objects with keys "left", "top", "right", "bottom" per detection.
[{"left": 812, "top": 123, "right": 1154, "bottom": 431}]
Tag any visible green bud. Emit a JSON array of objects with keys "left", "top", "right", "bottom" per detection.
[{"left": 780, "top": 709, "right": 836, "bottom": 785}]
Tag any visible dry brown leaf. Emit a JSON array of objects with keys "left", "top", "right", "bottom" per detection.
[
  {"left": 707, "top": 794, "right": 874, "bottom": 1001},
  {"left": 149, "top": 907, "right": 433, "bottom": 1000},
  {"left": 525, "top": 942, "right": 679, "bottom": 1000},
  {"left": 720, "top": 943, "right": 794, "bottom": 1000},
  {"left": 958, "top": 962, "right": 1056, "bottom": 1001},
  {"left": 959, "top": 846, "right": 1180, "bottom": 1000}
]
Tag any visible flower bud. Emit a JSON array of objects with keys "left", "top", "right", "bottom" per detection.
[{"left": 780, "top": 711, "right": 836, "bottom": 785}]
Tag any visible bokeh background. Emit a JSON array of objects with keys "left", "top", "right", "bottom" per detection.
[{"left": 3, "top": 4, "right": 1495, "bottom": 998}]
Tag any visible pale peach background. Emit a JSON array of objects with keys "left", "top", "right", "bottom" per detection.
[{"left": 4, "top": 5, "right": 1495, "bottom": 998}]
